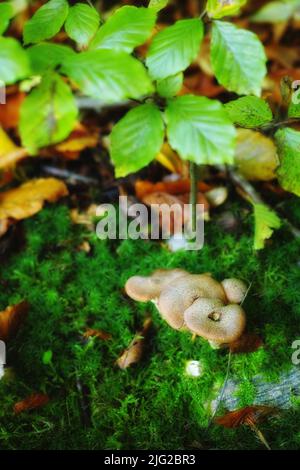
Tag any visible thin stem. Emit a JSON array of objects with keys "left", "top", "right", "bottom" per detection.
[
  {"left": 250, "top": 423, "right": 271, "bottom": 451},
  {"left": 208, "top": 350, "right": 232, "bottom": 427},
  {"left": 189, "top": 162, "right": 198, "bottom": 233}
]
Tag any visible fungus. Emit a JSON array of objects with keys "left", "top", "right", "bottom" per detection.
[
  {"left": 184, "top": 300, "right": 246, "bottom": 347},
  {"left": 125, "top": 268, "right": 187, "bottom": 302},
  {"left": 221, "top": 278, "right": 248, "bottom": 304}
]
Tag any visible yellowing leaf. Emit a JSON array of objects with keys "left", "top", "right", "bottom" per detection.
[
  {"left": 207, "top": 0, "right": 247, "bottom": 19},
  {"left": 0, "top": 178, "right": 68, "bottom": 221},
  {"left": 0, "top": 301, "right": 29, "bottom": 342},
  {"left": 235, "top": 129, "right": 279, "bottom": 181},
  {"left": 253, "top": 203, "right": 281, "bottom": 250}
]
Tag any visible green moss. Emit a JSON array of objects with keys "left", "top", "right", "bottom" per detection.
[{"left": 0, "top": 200, "right": 300, "bottom": 450}]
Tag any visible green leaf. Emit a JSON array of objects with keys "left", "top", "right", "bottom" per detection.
[
  {"left": 20, "top": 73, "right": 78, "bottom": 153},
  {"left": 288, "top": 87, "right": 300, "bottom": 117},
  {"left": 110, "top": 104, "right": 164, "bottom": 177},
  {"left": 27, "top": 43, "right": 75, "bottom": 74},
  {"left": 211, "top": 21, "right": 267, "bottom": 96},
  {"left": 23, "top": 0, "right": 69, "bottom": 45},
  {"left": 165, "top": 95, "right": 236, "bottom": 165},
  {"left": 0, "top": 37, "right": 30, "bottom": 84},
  {"left": 65, "top": 3, "right": 100, "bottom": 49},
  {"left": 148, "top": 0, "right": 169, "bottom": 12},
  {"left": 0, "top": 2, "right": 13, "bottom": 35},
  {"left": 225, "top": 96, "right": 273, "bottom": 128},
  {"left": 252, "top": 0, "right": 300, "bottom": 23},
  {"left": 89, "top": 6, "right": 156, "bottom": 53},
  {"left": 61, "top": 50, "right": 154, "bottom": 103},
  {"left": 42, "top": 350, "right": 53, "bottom": 365},
  {"left": 207, "top": 0, "right": 247, "bottom": 19},
  {"left": 146, "top": 19, "right": 204, "bottom": 80},
  {"left": 275, "top": 128, "right": 300, "bottom": 196},
  {"left": 156, "top": 73, "right": 183, "bottom": 98},
  {"left": 253, "top": 203, "right": 281, "bottom": 250},
  {"left": 235, "top": 129, "right": 279, "bottom": 181}
]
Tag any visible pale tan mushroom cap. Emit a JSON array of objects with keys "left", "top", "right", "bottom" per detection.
[
  {"left": 157, "top": 274, "right": 227, "bottom": 330},
  {"left": 221, "top": 278, "right": 248, "bottom": 304},
  {"left": 125, "top": 268, "right": 188, "bottom": 302},
  {"left": 184, "top": 301, "right": 246, "bottom": 343}
]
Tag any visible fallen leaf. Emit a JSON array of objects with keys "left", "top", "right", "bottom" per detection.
[
  {"left": 0, "top": 178, "right": 68, "bottom": 221},
  {"left": 14, "top": 393, "right": 49, "bottom": 414},
  {"left": 215, "top": 405, "right": 278, "bottom": 428},
  {"left": 83, "top": 328, "right": 112, "bottom": 341},
  {"left": 70, "top": 204, "right": 97, "bottom": 231},
  {"left": 0, "top": 127, "right": 28, "bottom": 172},
  {"left": 44, "top": 123, "right": 99, "bottom": 160},
  {"left": 116, "top": 318, "right": 152, "bottom": 370},
  {"left": 230, "top": 333, "right": 263, "bottom": 354},
  {"left": 253, "top": 203, "right": 281, "bottom": 250},
  {"left": 77, "top": 241, "right": 91, "bottom": 253},
  {"left": 135, "top": 179, "right": 211, "bottom": 200},
  {"left": 155, "top": 143, "right": 187, "bottom": 175},
  {"left": 0, "top": 301, "right": 29, "bottom": 342}
]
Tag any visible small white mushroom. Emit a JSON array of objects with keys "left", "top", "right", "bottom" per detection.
[{"left": 221, "top": 278, "right": 248, "bottom": 304}]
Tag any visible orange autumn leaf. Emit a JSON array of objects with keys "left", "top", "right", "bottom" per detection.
[
  {"left": 83, "top": 328, "right": 112, "bottom": 341},
  {"left": 14, "top": 394, "right": 49, "bottom": 414},
  {"left": 0, "top": 92, "right": 25, "bottom": 129},
  {"left": 135, "top": 179, "right": 212, "bottom": 200},
  {"left": 230, "top": 333, "right": 263, "bottom": 354},
  {"left": 215, "top": 405, "right": 278, "bottom": 428},
  {"left": 0, "top": 127, "right": 28, "bottom": 172},
  {"left": 116, "top": 318, "right": 152, "bottom": 370},
  {"left": 0, "top": 301, "right": 29, "bottom": 342},
  {"left": 0, "top": 178, "right": 68, "bottom": 221}
]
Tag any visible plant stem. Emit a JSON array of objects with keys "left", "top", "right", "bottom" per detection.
[
  {"left": 250, "top": 423, "right": 271, "bottom": 451},
  {"left": 189, "top": 162, "right": 198, "bottom": 233}
]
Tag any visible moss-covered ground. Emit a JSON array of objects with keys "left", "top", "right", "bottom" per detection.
[{"left": 0, "top": 198, "right": 300, "bottom": 450}]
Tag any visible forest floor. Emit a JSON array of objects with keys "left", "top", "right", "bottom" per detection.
[{"left": 0, "top": 196, "right": 300, "bottom": 450}]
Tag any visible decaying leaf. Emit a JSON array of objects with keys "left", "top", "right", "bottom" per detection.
[
  {"left": 0, "top": 91, "right": 25, "bottom": 129},
  {"left": 155, "top": 143, "right": 187, "bottom": 175},
  {"left": 83, "top": 328, "right": 112, "bottom": 341},
  {"left": 117, "top": 318, "right": 152, "bottom": 370},
  {"left": 14, "top": 393, "right": 49, "bottom": 414},
  {"left": 70, "top": 204, "right": 97, "bottom": 231},
  {"left": 135, "top": 179, "right": 211, "bottom": 200},
  {"left": 215, "top": 405, "right": 278, "bottom": 428},
  {"left": 0, "top": 178, "right": 68, "bottom": 221},
  {"left": 235, "top": 129, "right": 279, "bottom": 181},
  {"left": 230, "top": 332, "right": 263, "bottom": 354},
  {"left": 215, "top": 405, "right": 279, "bottom": 450},
  {"left": 0, "top": 301, "right": 29, "bottom": 341}
]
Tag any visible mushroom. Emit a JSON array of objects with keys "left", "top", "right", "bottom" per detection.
[
  {"left": 157, "top": 274, "right": 227, "bottom": 330},
  {"left": 125, "top": 268, "right": 188, "bottom": 302},
  {"left": 221, "top": 278, "right": 248, "bottom": 304},
  {"left": 184, "top": 300, "right": 246, "bottom": 347}
]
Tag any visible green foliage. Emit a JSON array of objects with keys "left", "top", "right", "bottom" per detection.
[
  {"left": 211, "top": 21, "right": 267, "bottom": 96},
  {"left": 23, "top": 0, "right": 69, "bottom": 45},
  {"left": 111, "top": 104, "right": 164, "bottom": 177},
  {"left": 0, "top": 2, "right": 13, "bottom": 35},
  {"left": 89, "top": 6, "right": 156, "bottom": 53},
  {"left": 252, "top": 0, "right": 300, "bottom": 23},
  {"left": 65, "top": 3, "right": 100, "bottom": 49},
  {"left": 61, "top": 50, "right": 154, "bottom": 102},
  {"left": 253, "top": 203, "right": 281, "bottom": 250},
  {"left": 276, "top": 128, "right": 300, "bottom": 197},
  {"left": 148, "top": 0, "right": 169, "bottom": 12},
  {"left": 207, "top": 0, "right": 247, "bottom": 19},
  {"left": 0, "top": 37, "right": 30, "bottom": 84},
  {"left": 146, "top": 19, "right": 204, "bottom": 80},
  {"left": 288, "top": 101, "right": 300, "bottom": 118},
  {"left": 27, "top": 43, "right": 75, "bottom": 74},
  {"left": 156, "top": 73, "right": 183, "bottom": 98},
  {"left": 225, "top": 96, "right": 273, "bottom": 128},
  {"left": 20, "top": 72, "right": 78, "bottom": 153},
  {"left": 165, "top": 95, "right": 236, "bottom": 165}
]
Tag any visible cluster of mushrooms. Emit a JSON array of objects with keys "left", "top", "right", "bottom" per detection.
[{"left": 125, "top": 269, "right": 247, "bottom": 348}]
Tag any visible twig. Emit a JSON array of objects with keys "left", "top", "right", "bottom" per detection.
[{"left": 208, "top": 350, "right": 232, "bottom": 427}]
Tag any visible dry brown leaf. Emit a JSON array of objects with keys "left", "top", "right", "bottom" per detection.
[
  {"left": 0, "top": 91, "right": 25, "bottom": 129},
  {"left": 14, "top": 393, "right": 49, "bottom": 414},
  {"left": 0, "top": 301, "right": 29, "bottom": 342},
  {"left": 0, "top": 178, "right": 68, "bottom": 221},
  {"left": 116, "top": 318, "right": 152, "bottom": 370},
  {"left": 83, "top": 328, "right": 112, "bottom": 341},
  {"left": 135, "top": 179, "right": 212, "bottom": 200},
  {"left": 230, "top": 333, "right": 263, "bottom": 354},
  {"left": 215, "top": 405, "right": 278, "bottom": 428}
]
